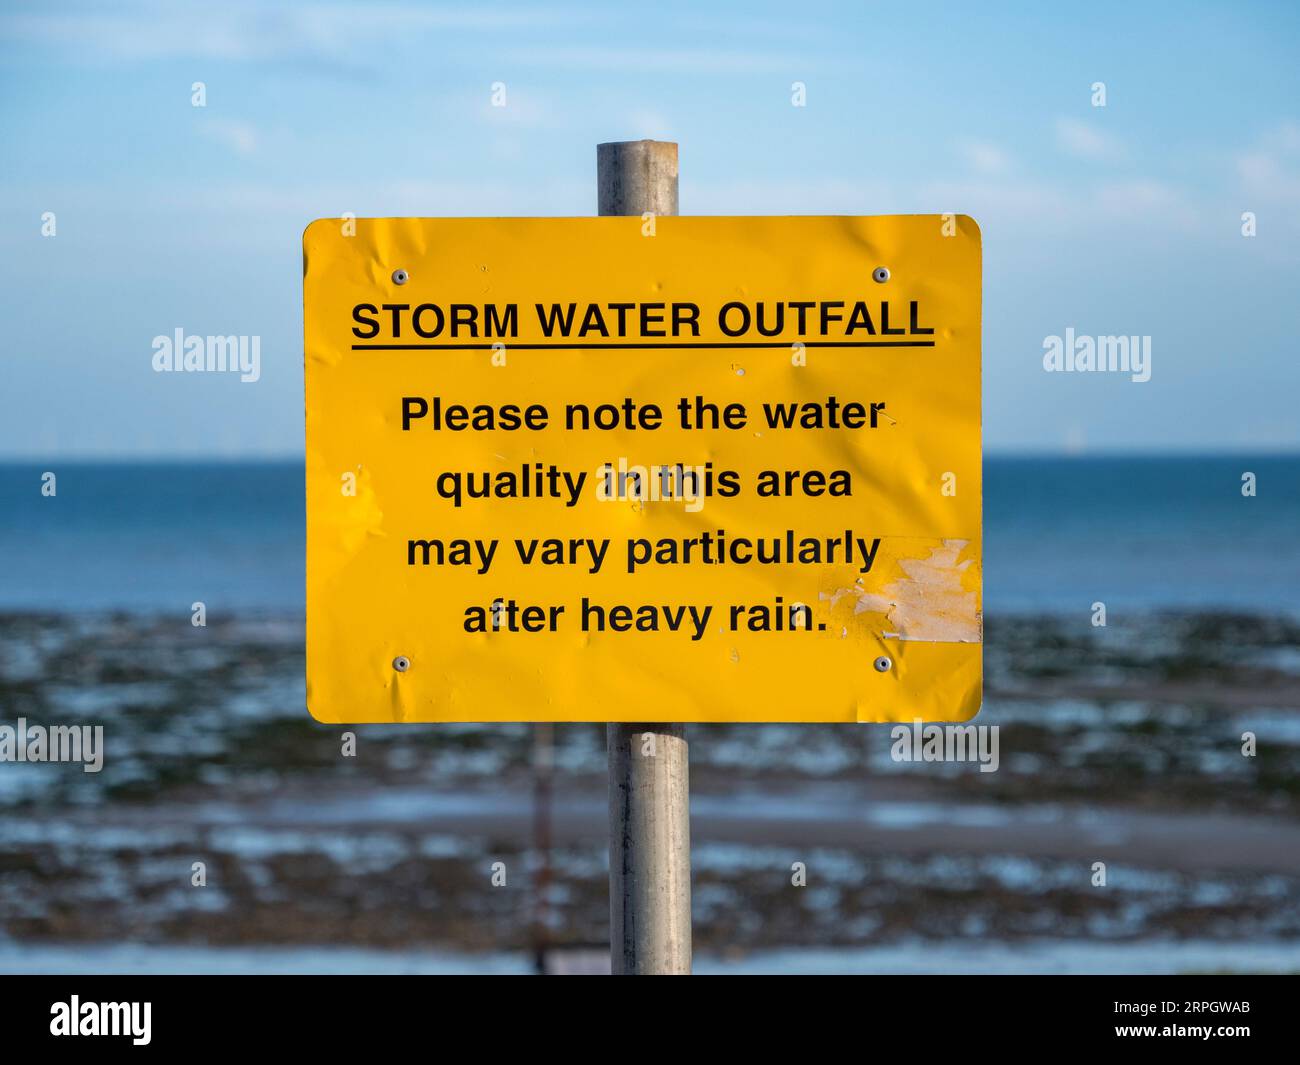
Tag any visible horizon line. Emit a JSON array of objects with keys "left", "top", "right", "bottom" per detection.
[{"left": 1, "top": 448, "right": 1298, "bottom": 465}]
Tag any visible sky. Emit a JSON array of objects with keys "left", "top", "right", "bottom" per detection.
[{"left": 1, "top": 0, "right": 1298, "bottom": 457}]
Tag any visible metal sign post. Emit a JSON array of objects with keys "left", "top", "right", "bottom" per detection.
[{"left": 597, "top": 140, "right": 693, "bottom": 976}]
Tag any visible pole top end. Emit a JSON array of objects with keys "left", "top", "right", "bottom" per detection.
[
  {"left": 596, "top": 139, "right": 678, "bottom": 149},
  {"left": 596, "top": 141, "right": 679, "bottom": 216}
]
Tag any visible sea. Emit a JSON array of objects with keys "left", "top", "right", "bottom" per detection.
[{"left": 1, "top": 455, "right": 1297, "bottom": 616}]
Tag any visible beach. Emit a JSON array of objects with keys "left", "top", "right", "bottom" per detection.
[{"left": 1, "top": 457, "right": 1298, "bottom": 972}]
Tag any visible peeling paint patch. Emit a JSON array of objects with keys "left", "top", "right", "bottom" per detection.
[{"left": 824, "top": 538, "right": 981, "bottom": 643}]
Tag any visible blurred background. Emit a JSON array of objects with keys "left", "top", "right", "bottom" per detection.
[{"left": 1, "top": 1, "right": 1299, "bottom": 973}]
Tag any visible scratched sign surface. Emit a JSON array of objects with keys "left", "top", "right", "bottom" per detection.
[{"left": 303, "top": 216, "right": 981, "bottom": 722}]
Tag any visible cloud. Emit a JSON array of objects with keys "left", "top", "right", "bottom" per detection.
[
  {"left": 627, "top": 109, "right": 674, "bottom": 140},
  {"left": 958, "top": 139, "right": 1011, "bottom": 176},
  {"left": 0, "top": 2, "right": 569, "bottom": 62},
  {"left": 1092, "top": 179, "right": 1200, "bottom": 230},
  {"left": 917, "top": 175, "right": 1204, "bottom": 236},
  {"left": 201, "top": 118, "right": 258, "bottom": 156},
  {"left": 477, "top": 91, "right": 555, "bottom": 129},
  {"left": 1235, "top": 121, "right": 1300, "bottom": 207},
  {"left": 916, "top": 177, "right": 1072, "bottom": 231},
  {"left": 496, "top": 45, "right": 803, "bottom": 74},
  {"left": 1055, "top": 117, "right": 1122, "bottom": 161}
]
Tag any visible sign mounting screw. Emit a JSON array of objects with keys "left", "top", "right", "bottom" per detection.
[
  {"left": 872, "top": 266, "right": 890, "bottom": 283},
  {"left": 392, "top": 268, "right": 409, "bottom": 285},
  {"left": 392, "top": 655, "right": 411, "bottom": 672},
  {"left": 873, "top": 655, "right": 892, "bottom": 672}
]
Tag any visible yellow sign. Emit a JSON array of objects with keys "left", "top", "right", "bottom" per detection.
[{"left": 304, "top": 216, "right": 981, "bottom": 723}]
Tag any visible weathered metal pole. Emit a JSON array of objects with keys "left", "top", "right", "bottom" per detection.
[{"left": 598, "top": 140, "right": 691, "bottom": 975}]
